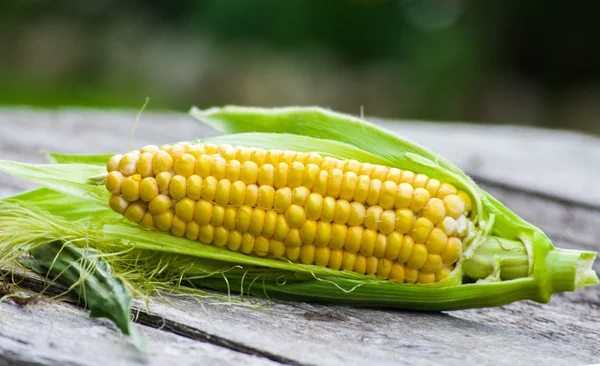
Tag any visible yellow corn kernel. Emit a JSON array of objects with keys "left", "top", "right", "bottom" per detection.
[
  {"left": 186, "top": 221, "right": 200, "bottom": 240},
  {"left": 169, "top": 144, "right": 186, "bottom": 162},
  {"left": 365, "top": 256, "right": 378, "bottom": 275},
  {"left": 169, "top": 175, "right": 187, "bottom": 200},
  {"left": 336, "top": 172, "right": 357, "bottom": 202},
  {"left": 371, "top": 165, "right": 388, "bottom": 181},
  {"left": 286, "top": 246, "right": 301, "bottom": 262},
  {"left": 300, "top": 244, "right": 316, "bottom": 265},
  {"left": 118, "top": 152, "right": 139, "bottom": 176},
  {"left": 269, "top": 239, "right": 286, "bottom": 257},
  {"left": 148, "top": 194, "right": 171, "bottom": 215},
  {"left": 304, "top": 193, "right": 323, "bottom": 220},
  {"left": 257, "top": 163, "right": 275, "bottom": 186},
  {"left": 397, "top": 235, "right": 415, "bottom": 263},
  {"left": 412, "top": 217, "right": 434, "bottom": 243},
  {"left": 385, "top": 232, "right": 403, "bottom": 260},
  {"left": 410, "top": 188, "right": 431, "bottom": 213},
  {"left": 210, "top": 205, "right": 225, "bottom": 226},
  {"left": 441, "top": 237, "right": 463, "bottom": 265},
  {"left": 174, "top": 154, "right": 195, "bottom": 177},
  {"left": 274, "top": 187, "right": 292, "bottom": 213},
  {"left": 329, "top": 223, "right": 347, "bottom": 249},
  {"left": 348, "top": 202, "right": 366, "bottom": 226},
  {"left": 386, "top": 168, "right": 402, "bottom": 184},
  {"left": 395, "top": 208, "right": 415, "bottom": 234},
  {"left": 274, "top": 214, "right": 290, "bottom": 241},
  {"left": 229, "top": 181, "right": 246, "bottom": 207},
  {"left": 394, "top": 183, "right": 413, "bottom": 209},
  {"left": 443, "top": 194, "right": 466, "bottom": 219},
  {"left": 320, "top": 196, "right": 336, "bottom": 222},
  {"left": 314, "top": 221, "right": 331, "bottom": 247},
  {"left": 240, "top": 161, "right": 259, "bottom": 185},
  {"left": 257, "top": 185, "right": 275, "bottom": 210},
  {"left": 344, "top": 159, "right": 360, "bottom": 174},
  {"left": 235, "top": 205, "right": 252, "bottom": 232},
  {"left": 421, "top": 254, "right": 443, "bottom": 273},
  {"left": 342, "top": 251, "right": 357, "bottom": 271},
  {"left": 400, "top": 170, "right": 415, "bottom": 185},
  {"left": 237, "top": 147, "right": 253, "bottom": 162},
  {"left": 377, "top": 258, "right": 393, "bottom": 278},
  {"left": 193, "top": 200, "right": 213, "bottom": 225},
  {"left": 457, "top": 190, "right": 472, "bottom": 212},
  {"left": 156, "top": 171, "right": 172, "bottom": 194},
  {"left": 389, "top": 263, "right": 406, "bottom": 283},
  {"left": 292, "top": 186, "right": 310, "bottom": 206},
  {"left": 360, "top": 229, "right": 377, "bottom": 256},
  {"left": 315, "top": 246, "right": 331, "bottom": 267},
  {"left": 435, "top": 267, "right": 452, "bottom": 282},
  {"left": 407, "top": 243, "right": 428, "bottom": 269},
  {"left": 364, "top": 206, "right": 382, "bottom": 231},
  {"left": 187, "top": 144, "right": 206, "bottom": 158},
  {"left": 358, "top": 163, "right": 373, "bottom": 176},
  {"left": 121, "top": 174, "right": 141, "bottom": 202},
  {"left": 210, "top": 156, "right": 226, "bottom": 180},
  {"left": 288, "top": 161, "right": 304, "bottom": 188},
  {"left": 141, "top": 212, "right": 154, "bottom": 228},
  {"left": 221, "top": 146, "right": 238, "bottom": 161},
  {"left": 305, "top": 152, "right": 323, "bottom": 166},
  {"left": 300, "top": 220, "right": 317, "bottom": 244},
  {"left": 212, "top": 224, "right": 229, "bottom": 248},
  {"left": 404, "top": 267, "right": 419, "bottom": 284},
  {"left": 425, "top": 179, "right": 441, "bottom": 198},
  {"left": 320, "top": 157, "right": 336, "bottom": 171},
  {"left": 302, "top": 163, "right": 320, "bottom": 189},
  {"left": 262, "top": 210, "right": 278, "bottom": 237},
  {"left": 354, "top": 254, "right": 367, "bottom": 275},
  {"left": 274, "top": 162, "right": 289, "bottom": 189},
  {"left": 421, "top": 198, "right": 446, "bottom": 225},
  {"left": 373, "top": 233, "right": 387, "bottom": 258},
  {"left": 333, "top": 199, "right": 351, "bottom": 224},
  {"left": 366, "top": 179, "right": 382, "bottom": 206},
  {"left": 225, "top": 160, "right": 242, "bottom": 182},
  {"left": 245, "top": 184, "right": 259, "bottom": 206},
  {"left": 334, "top": 159, "right": 346, "bottom": 170},
  {"left": 326, "top": 169, "right": 344, "bottom": 198},
  {"left": 426, "top": 227, "right": 448, "bottom": 254},
  {"left": 437, "top": 183, "right": 458, "bottom": 199},
  {"left": 345, "top": 226, "right": 363, "bottom": 253},
  {"left": 154, "top": 211, "right": 174, "bottom": 231},
  {"left": 186, "top": 175, "right": 203, "bottom": 200},
  {"left": 195, "top": 155, "right": 213, "bottom": 178},
  {"left": 249, "top": 208, "right": 266, "bottom": 235},
  {"left": 254, "top": 236, "right": 270, "bottom": 256},
  {"left": 152, "top": 151, "right": 173, "bottom": 175},
  {"left": 379, "top": 181, "right": 397, "bottom": 209},
  {"left": 212, "top": 179, "right": 230, "bottom": 206},
  {"left": 106, "top": 154, "right": 122, "bottom": 172},
  {"left": 124, "top": 203, "right": 145, "bottom": 223},
  {"left": 312, "top": 170, "right": 328, "bottom": 195},
  {"left": 251, "top": 149, "right": 267, "bottom": 166},
  {"left": 241, "top": 232, "right": 255, "bottom": 254},
  {"left": 222, "top": 207, "right": 236, "bottom": 230},
  {"left": 280, "top": 151, "right": 296, "bottom": 165},
  {"left": 227, "top": 230, "right": 242, "bottom": 252},
  {"left": 417, "top": 271, "right": 436, "bottom": 284},
  {"left": 105, "top": 171, "right": 124, "bottom": 194},
  {"left": 175, "top": 198, "right": 195, "bottom": 222},
  {"left": 171, "top": 216, "right": 186, "bottom": 237},
  {"left": 266, "top": 149, "right": 282, "bottom": 165},
  {"left": 379, "top": 210, "right": 395, "bottom": 234},
  {"left": 285, "top": 205, "right": 306, "bottom": 229},
  {"left": 201, "top": 143, "right": 217, "bottom": 155},
  {"left": 136, "top": 152, "right": 154, "bottom": 177},
  {"left": 413, "top": 174, "right": 429, "bottom": 189}
]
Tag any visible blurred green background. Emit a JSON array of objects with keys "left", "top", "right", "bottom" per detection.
[{"left": 1, "top": 0, "right": 599, "bottom": 133}]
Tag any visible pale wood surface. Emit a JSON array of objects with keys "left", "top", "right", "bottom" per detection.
[{"left": 0, "top": 109, "right": 599, "bottom": 366}]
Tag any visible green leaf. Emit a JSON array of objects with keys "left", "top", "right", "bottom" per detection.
[{"left": 48, "top": 153, "right": 113, "bottom": 166}]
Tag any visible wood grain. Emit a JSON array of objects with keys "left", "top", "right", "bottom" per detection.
[{"left": 0, "top": 108, "right": 598, "bottom": 366}]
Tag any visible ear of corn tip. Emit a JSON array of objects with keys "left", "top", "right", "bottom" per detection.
[{"left": 106, "top": 142, "right": 473, "bottom": 284}]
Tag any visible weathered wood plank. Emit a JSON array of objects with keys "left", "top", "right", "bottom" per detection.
[
  {"left": 0, "top": 299, "right": 279, "bottom": 366},
  {"left": 1, "top": 109, "right": 599, "bottom": 366}
]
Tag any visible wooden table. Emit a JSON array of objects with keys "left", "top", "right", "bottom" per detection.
[{"left": 1, "top": 109, "right": 599, "bottom": 366}]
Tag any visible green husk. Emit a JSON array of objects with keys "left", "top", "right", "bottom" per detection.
[{"left": 0, "top": 105, "right": 598, "bottom": 314}]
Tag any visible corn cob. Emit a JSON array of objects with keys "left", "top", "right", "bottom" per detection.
[{"left": 106, "top": 143, "right": 475, "bottom": 284}]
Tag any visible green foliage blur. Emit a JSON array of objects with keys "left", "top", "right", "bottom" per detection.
[{"left": 1, "top": 0, "right": 599, "bottom": 132}]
